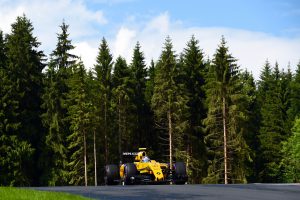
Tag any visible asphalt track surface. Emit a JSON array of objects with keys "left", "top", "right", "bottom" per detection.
[{"left": 33, "top": 184, "right": 300, "bottom": 200}]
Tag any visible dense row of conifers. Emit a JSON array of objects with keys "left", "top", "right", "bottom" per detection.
[{"left": 0, "top": 15, "right": 299, "bottom": 186}]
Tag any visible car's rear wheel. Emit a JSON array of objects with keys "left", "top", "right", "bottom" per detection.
[
  {"left": 124, "top": 163, "right": 137, "bottom": 185},
  {"left": 105, "top": 164, "right": 120, "bottom": 185},
  {"left": 173, "top": 162, "right": 188, "bottom": 184}
]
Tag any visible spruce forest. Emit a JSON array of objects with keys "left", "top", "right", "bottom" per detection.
[{"left": 1, "top": 15, "right": 300, "bottom": 186}]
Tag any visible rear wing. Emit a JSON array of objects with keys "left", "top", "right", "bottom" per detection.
[
  {"left": 122, "top": 152, "right": 138, "bottom": 156},
  {"left": 121, "top": 152, "right": 138, "bottom": 163},
  {"left": 121, "top": 148, "right": 147, "bottom": 163}
]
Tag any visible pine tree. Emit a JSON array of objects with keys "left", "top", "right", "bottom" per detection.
[
  {"left": 257, "top": 60, "right": 272, "bottom": 111},
  {"left": 93, "top": 38, "right": 113, "bottom": 165},
  {"left": 288, "top": 63, "right": 300, "bottom": 122},
  {"left": 181, "top": 35, "right": 207, "bottom": 183},
  {"left": 85, "top": 71, "right": 101, "bottom": 186},
  {"left": 0, "top": 135, "right": 34, "bottom": 186},
  {"left": 112, "top": 56, "right": 134, "bottom": 160},
  {"left": 144, "top": 59, "right": 158, "bottom": 154},
  {"left": 145, "top": 60, "right": 156, "bottom": 105},
  {"left": 66, "top": 61, "right": 91, "bottom": 186},
  {"left": 130, "top": 42, "right": 150, "bottom": 148},
  {"left": 51, "top": 22, "right": 78, "bottom": 69},
  {"left": 41, "top": 21, "right": 77, "bottom": 185},
  {"left": 256, "top": 61, "right": 273, "bottom": 182},
  {"left": 257, "top": 62, "right": 290, "bottom": 182},
  {"left": 280, "top": 67, "right": 292, "bottom": 137},
  {"left": 281, "top": 118, "right": 300, "bottom": 182},
  {"left": 203, "top": 37, "right": 249, "bottom": 184},
  {"left": 0, "top": 31, "right": 6, "bottom": 117},
  {"left": 1, "top": 15, "right": 45, "bottom": 186},
  {"left": 151, "top": 36, "right": 189, "bottom": 168},
  {"left": 240, "top": 70, "right": 260, "bottom": 182}
]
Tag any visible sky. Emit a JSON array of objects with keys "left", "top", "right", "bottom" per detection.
[{"left": 0, "top": 0, "right": 300, "bottom": 79}]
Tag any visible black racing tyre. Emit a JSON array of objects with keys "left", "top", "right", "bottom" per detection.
[
  {"left": 105, "top": 164, "right": 120, "bottom": 185},
  {"left": 173, "top": 162, "right": 187, "bottom": 184},
  {"left": 124, "top": 163, "right": 137, "bottom": 185}
]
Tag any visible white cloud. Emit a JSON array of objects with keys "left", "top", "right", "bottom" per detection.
[
  {"left": 89, "top": 0, "right": 136, "bottom": 5},
  {"left": 144, "top": 12, "right": 169, "bottom": 34},
  {"left": 112, "top": 13, "right": 300, "bottom": 79},
  {"left": 71, "top": 41, "right": 98, "bottom": 70},
  {"left": 0, "top": 0, "right": 107, "bottom": 55},
  {"left": 113, "top": 27, "right": 136, "bottom": 60},
  {"left": 0, "top": 5, "right": 25, "bottom": 33},
  {"left": 0, "top": 1, "right": 299, "bottom": 79}
]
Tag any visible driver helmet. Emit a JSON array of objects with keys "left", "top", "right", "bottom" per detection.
[{"left": 142, "top": 156, "right": 151, "bottom": 162}]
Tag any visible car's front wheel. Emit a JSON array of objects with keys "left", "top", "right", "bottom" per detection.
[
  {"left": 124, "top": 163, "right": 137, "bottom": 185},
  {"left": 173, "top": 162, "right": 188, "bottom": 184},
  {"left": 105, "top": 164, "right": 120, "bottom": 185}
]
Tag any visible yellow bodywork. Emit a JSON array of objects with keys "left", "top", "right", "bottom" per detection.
[
  {"left": 135, "top": 160, "right": 165, "bottom": 181},
  {"left": 120, "top": 164, "right": 125, "bottom": 178},
  {"left": 120, "top": 148, "right": 169, "bottom": 182}
]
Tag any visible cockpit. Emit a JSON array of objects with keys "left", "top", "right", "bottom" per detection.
[{"left": 142, "top": 156, "right": 151, "bottom": 162}]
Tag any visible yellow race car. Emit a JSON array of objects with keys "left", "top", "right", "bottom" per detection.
[{"left": 104, "top": 148, "right": 188, "bottom": 185}]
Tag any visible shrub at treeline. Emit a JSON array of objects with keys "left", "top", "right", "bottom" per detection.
[{"left": 0, "top": 15, "right": 300, "bottom": 186}]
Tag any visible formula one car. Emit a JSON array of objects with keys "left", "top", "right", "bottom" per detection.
[{"left": 104, "top": 148, "right": 188, "bottom": 185}]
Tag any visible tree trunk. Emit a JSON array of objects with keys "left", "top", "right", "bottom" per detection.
[
  {"left": 84, "top": 130, "right": 87, "bottom": 186},
  {"left": 168, "top": 109, "right": 173, "bottom": 170},
  {"left": 222, "top": 96, "right": 228, "bottom": 184},
  {"left": 118, "top": 96, "right": 122, "bottom": 162},
  {"left": 93, "top": 129, "right": 97, "bottom": 186},
  {"left": 124, "top": 108, "right": 127, "bottom": 150},
  {"left": 104, "top": 94, "right": 108, "bottom": 165},
  {"left": 186, "top": 144, "right": 190, "bottom": 181}
]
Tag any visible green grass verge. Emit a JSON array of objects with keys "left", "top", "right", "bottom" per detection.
[{"left": 0, "top": 187, "right": 94, "bottom": 200}]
